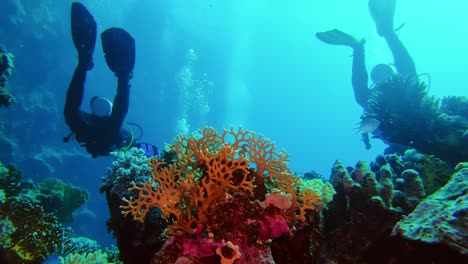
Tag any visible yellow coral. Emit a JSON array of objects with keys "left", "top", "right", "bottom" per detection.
[
  {"left": 301, "top": 179, "right": 336, "bottom": 205},
  {"left": 60, "top": 250, "right": 109, "bottom": 264}
]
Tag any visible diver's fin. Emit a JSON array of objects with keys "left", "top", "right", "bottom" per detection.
[
  {"left": 315, "top": 29, "right": 360, "bottom": 48},
  {"left": 101, "top": 28, "right": 135, "bottom": 78},
  {"left": 368, "top": 0, "right": 396, "bottom": 37},
  {"left": 71, "top": 2, "right": 96, "bottom": 69}
]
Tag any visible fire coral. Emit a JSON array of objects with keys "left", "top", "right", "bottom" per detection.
[{"left": 121, "top": 127, "right": 334, "bottom": 263}]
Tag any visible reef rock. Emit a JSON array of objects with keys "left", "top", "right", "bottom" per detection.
[{"left": 392, "top": 162, "right": 468, "bottom": 255}]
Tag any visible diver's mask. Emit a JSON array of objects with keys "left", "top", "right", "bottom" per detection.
[
  {"left": 90, "top": 96, "right": 113, "bottom": 117},
  {"left": 370, "top": 63, "right": 394, "bottom": 84}
]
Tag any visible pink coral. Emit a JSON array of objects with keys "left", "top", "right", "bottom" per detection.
[{"left": 260, "top": 215, "right": 290, "bottom": 239}]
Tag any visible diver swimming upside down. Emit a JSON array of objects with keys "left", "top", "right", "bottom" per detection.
[{"left": 63, "top": 2, "right": 135, "bottom": 158}]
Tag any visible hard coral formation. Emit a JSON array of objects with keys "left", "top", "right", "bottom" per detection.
[
  {"left": 0, "top": 162, "right": 88, "bottom": 223},
  {"left": 37, "top": 178, "right": 90, "bottom": 223},
  {"left": 411, "top": 154, "right": 454, "bottom": 195},
  {"left": 322, "top": 149, "right": 468, "bottom": 263},
  {"left": 120, "top": 127, "right": 333, "bottom": 263},
  {"left": 101, "top": 147, "right": 152, "bottom": 199},
  {"left": 0, "top": 161, "right": 22, "bottom": 196},
  {"left": 392, "top": 162, "right": 468, "bottom": 255},
  {"left": 60, "top": 249, "right": 109, "bottom": 264},
  {"left": 100, "top": 147, "right": 164, "bottom": 264},
  {"left": 323, "top": 157, "right": 429, "bottom": 263},
  {"left": 0, "top": 197, "right": 64, "bottom": 263}
]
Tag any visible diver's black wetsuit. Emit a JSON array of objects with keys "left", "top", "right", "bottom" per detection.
[
  {"left": 64, "top": 2, "right": 134, "bottom": 158},
  {"left": 64, "top": 65, "right": 130, "bottom": 157},
  {"left": 351, "top": 32, "right": 417, "bottom": 110}
]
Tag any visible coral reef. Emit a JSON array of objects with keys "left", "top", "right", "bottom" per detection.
[
  {"left": 0, "top": 159, "right": 118, "bottom": 264},
  {"left": 101, "top": 147, "right": 165, "bottom": 264},
  {"left": 323, "top": 154, "right": 433, "bottom": 262},
  {"left": 376, "top": 150, "right": 454, "bottom": 196},
  {"left": 36, "top": 178, "right": 90, "bottom": 223},
  {"left": 322, "top": 160, "right": 403, "bottom": 263},
  {"left": 0, "top": 197, "right": 64, "bottom": 263},
  {"left": 321, "top": 151, "right": 468, "bottom": 263},
  {"left": 367, "top": 75, "right": 468, "bottom": 165},
  {"left": 0, "top": 44, "right": 15, "bottom": 108},
  {"left": 0, "top": 165, "right": 90, "bottom": 223},
  {"left": 101, "top": 148, "right": 152, "bottom": 199},
  {"left": 60, "top": 249, "right": 109, "bottom": 264},
  {"left": 412, "top": 155, "right": 452, "bottom": 196},
  {"left": 0, "top": 161, "right": 22, "bottom": 197},
  {"left": 392, "top": 162, "right": 468, "bottom": 255},
  {"left": 116, "top": 127, "right": 334, "bottom": 263}
]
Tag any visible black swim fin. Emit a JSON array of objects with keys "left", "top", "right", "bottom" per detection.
[
  {"left": 101, "top": 28, "right": 135, "bottom": 78},
  {"left": 71, "top": 2, "right": 96, "bottom": 69}
]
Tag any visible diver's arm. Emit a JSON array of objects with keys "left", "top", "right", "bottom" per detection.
[
  {"left": 110, "top": 75, "right": 131, "bottom": 127},
  {"left": 351, "top": 43, "right": 371, "bottom": 109},
  {"left": 64, "top": 65, "right": 88, "bottom": 129},
  {"left": 384, "top": 32, "right": 417, "bottom": 77}
]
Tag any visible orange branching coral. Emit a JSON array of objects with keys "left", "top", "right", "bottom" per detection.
[
  {"left": 172, "top": 127, "right": 290, "bottom": 179},
  {"left": 299, "top": 189, "right": 322, "bottom": 220},
  {"left": 221, "top": 127, "right": 291, "bottom": 179},
  {"left": 121, "top": 127, "right": 322, "bottom": 236},
  {"left": 122, "top": 129, "right": 256, "bottom": 236},
  {"left": 121, "top": 159, "right": 182, "bottom": 223},
  {"left": 274, "top": 171, "right": 321, "bottom": 221}
]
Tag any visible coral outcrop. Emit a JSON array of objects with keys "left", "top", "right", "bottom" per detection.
[
  {"left": 0, "top": 160, "right": 120, "bottom": 264},
  {"left": 115, "top": 127, "right": 334, "bottom": 263},
  {"left": 0, "top": 197, "right": 64, "bottom": 263},
  {"left": 322, "top": 150, "right": 468, "bottom": 263},
  {"left": 100, "top": 148, "right": 163, "bottom": 264},
  {"left": 392, "top": 162, "right": 468, "bottom": 255},
  {"left": 36, "top": 178, "right": 90, "bottom": 222}
]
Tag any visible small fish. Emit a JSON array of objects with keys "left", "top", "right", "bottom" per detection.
[{"left": 354, "top": 117, "right": 381, "bottom": 134}]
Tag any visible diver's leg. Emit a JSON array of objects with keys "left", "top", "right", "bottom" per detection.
[
  {"left": 316, "top": 29, "right": 371, "bottom": 108},
  {"left": 103, "top": 27, "right": 135, "bottom": 128},
  {"left": 110, "top": 75, "right": 131, "bottom": 127},
  {"left": 368, "top": 0, "right": 417, "bottom": 77},
  {"left": 384, "top": 32, "right": 417, "bottom": 77},
  {"left": 64, "top": 66, "right": 88, "bottom": 128},
  {"left": 368, "top": 0, "right": 396, "bottom": 37},
  {"left": 352, "top": 42, "right": 371, "bottom": 109},
  {"left": 65, "top": 3, "right": 96, "bottom": 129}
]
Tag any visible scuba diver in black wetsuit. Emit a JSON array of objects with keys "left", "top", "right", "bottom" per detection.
[
  {"left": 64, "top": 2, "right": 138, "bottom": 158},
  {"left": 64, "top": 2, "right": 160, "bottom": 158},
  {"left": 316, "top": 0, "right": 416, "bottom": 109},
  {"left": 316, "top": 0, "right": 417, "bottom": 150}
]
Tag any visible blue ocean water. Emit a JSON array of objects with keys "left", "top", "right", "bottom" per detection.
[{"left": 1, "top": 0, "right": 467, "bottom": 247}]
